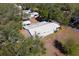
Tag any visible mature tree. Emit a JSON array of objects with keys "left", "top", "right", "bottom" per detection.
[
  {"left": 0, "top": 4, "right": 20, "bottom": 25},
  {"left": 22, "top": 3, "right": 73, "bottom": 25}
]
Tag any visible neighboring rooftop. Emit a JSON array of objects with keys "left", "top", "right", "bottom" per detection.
[{"left": 22, "top": 9, "right": 39, "bottom": 19}]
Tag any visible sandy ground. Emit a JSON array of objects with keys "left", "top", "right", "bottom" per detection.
[
  {"left": 30, "top": 17, "right": 39, "bottom": 24},
  {"left": 19, "top": 29, "right": 30, "bottom": 38},
  {"left": 42, "top": 38, "right": 64, "bottom": 56},
  {"left": 42, "top": 26, "right": 79, "bottom": 56}
]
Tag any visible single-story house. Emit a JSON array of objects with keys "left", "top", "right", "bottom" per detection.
[{"left": 22, "top": 21, "right": 60, "bottom": 37}]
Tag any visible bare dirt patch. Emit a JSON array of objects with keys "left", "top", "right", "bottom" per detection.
[
  {"left": 30, "top": 17, "right": 39, "bottom": 24},
  {"left": 42, "top": 26, "right": 79, "bottom": 56},
  {"left": 19, "top": 29, "right": 30, "bottom": 38}
]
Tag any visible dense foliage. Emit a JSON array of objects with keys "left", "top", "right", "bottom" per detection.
[
  {"left": 64, "top": 39, "right": 79, "bottom": 56},
  {"left": 22, "top": 3, "right": 79, "bottom": 26},
  {"left": 0, "top": 4, "right": 46, "bottom": 56},
  {"left": 0, "top": 35, "right": 46, "bottom": 56}
]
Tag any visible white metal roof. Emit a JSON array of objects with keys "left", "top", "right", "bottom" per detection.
[
  {"left": 30, "top": 12, "right": 39, "bottom": 18},
  {"left": 23, "top": 21, "right": 47, "bottom": 29},
  {"left": 31, "top": 12, "right": 39, "bottom": 15},
  {"left": 22, "top": 21, "right": 31, "bottom": 26},
  {"left": 23, "top": 10, "right": 31, "bottom": 14},
  {"left": 23, "top": 10, "right": 39, "bottom": 19},
  {"left": 23, "top": 21, "right": 60, "bottom": 37}
]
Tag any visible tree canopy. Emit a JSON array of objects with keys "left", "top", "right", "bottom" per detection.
[
  {"left": 0, "top": 4, "right": 46, "bottom": 56},
  {"left": 22, "top": 3, "right": 79, "bottom": 26}
]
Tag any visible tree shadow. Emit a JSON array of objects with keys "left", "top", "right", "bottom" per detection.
[
  {"left": 54, "top": 40, "right": 66, "bottom": 54},
  {"left": 35, "top": 16, "right": 48, "bottom": 22}
]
